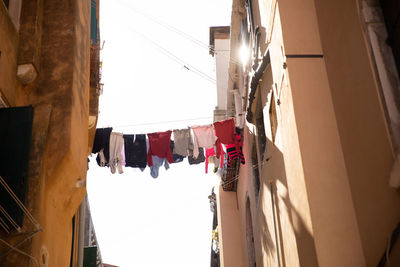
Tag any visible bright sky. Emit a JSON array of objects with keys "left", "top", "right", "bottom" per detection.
[{"left": 87, "top": 1, "right": 232, "bottom": 266}]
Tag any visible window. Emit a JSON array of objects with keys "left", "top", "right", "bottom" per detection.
[
  {"left": 269, "top": 92, "right": 278, "bottom": 143},
  {"left": 255, "top": 86, "right": 267, "bottom": 163},
  {"left": 0, "top": 106, "right": 34, "bottom": 229},
  {"left": 251, "top": 85, "right": 267, "bottom": 202},
  {"left": 252, "top": 137, "right": 261, "bottom": 202}
]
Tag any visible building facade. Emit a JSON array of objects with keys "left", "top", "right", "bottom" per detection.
[
  {"left": 0, "top": 0, "right": 101, "bottom": 266},
  {"left": 212, "top": 0, "right": 400, "bottom": 266}
]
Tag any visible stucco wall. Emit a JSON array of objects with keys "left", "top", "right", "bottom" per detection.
[
  {"left": 313, "top": 0, "right": 400, "bottom": 265},
  {"left": 219, "top": 0, "right": 400, "bottom": 266},
  {"left": 217, "top": 187, "right": 245, "bottom": 267},
  {"left": 0, "top": 2, "right": 18, "bottom": 105},
  {"left": 1, "top": 0, "right": 93, "bottom": 266}
]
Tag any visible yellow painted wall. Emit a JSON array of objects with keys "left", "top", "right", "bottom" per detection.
[
  {"left": 0, "top": 0, "right": 97, "bottom": 266},
  {"left": 0, "top": 2, "right": 18, "bottom": 106}
]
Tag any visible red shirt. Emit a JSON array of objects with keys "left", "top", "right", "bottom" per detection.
[
  {"left": 214, "top": 118, "right": 239, "bottom": 158},
  {"left": 214, "top": 118, "right": 236, "bottom": 145},
  {"left": 147, "top": 131, "right": 174, "bottom": 167}
]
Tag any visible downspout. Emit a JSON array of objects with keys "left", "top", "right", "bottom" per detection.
[{"left": 246, "top": 49, "right": 270, "bottom": 123}]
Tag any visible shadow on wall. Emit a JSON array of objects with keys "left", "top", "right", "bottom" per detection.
[{"left": 257, "top": 137, "right": 319, "bottom": 267}]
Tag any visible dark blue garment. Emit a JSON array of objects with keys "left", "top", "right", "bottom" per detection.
[
  {"left": 124, "top": 134, "right": 147, "bottom": 169},
  {"left": 93, "top": 127, "right": 113, "bottom": 167}
]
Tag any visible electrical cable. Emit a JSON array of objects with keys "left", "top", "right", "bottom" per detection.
[
  {"left": 115, "top": 0, "right": 244, "bottom": 66},
  {"left": 126, "top": 26, "right": 217, "bottom": 84},
  {"left": 220, "top": 162, "right": 261, "bottom": 187}
]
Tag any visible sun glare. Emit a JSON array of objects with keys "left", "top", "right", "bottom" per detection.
[{"left": 239, "top": 44, "right": 250, "bottom": 65}]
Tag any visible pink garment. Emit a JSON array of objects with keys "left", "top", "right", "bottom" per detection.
[
  {"left": 191, "top": 125, "right": 218, "bottom": 159},
  {"left": 205, "top": 143, "right": 225, "bottom": 173}
]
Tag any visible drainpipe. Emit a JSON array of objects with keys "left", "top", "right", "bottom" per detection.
[{"left": 246, "top": 49, "right": 270, "bottom": 123}]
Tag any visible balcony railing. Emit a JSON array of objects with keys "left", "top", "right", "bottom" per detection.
[
  {"left": 222, "top": 158, "right": 240, "bottom": 191},
  {"left": 90, "top": 44, "right": 101, "bottom": 88}
]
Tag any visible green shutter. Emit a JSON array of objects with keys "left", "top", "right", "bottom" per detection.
[
  {"left": 90, "top": 0, "right": 98, "bottom": 44},
  {"left": 83, "top": 246, "right": 98, "bottom": 267}
]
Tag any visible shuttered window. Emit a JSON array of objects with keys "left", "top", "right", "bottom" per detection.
[{"left": 90, "top": 0, "right": 98, "bottom": 44}]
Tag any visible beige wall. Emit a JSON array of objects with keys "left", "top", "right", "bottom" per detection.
[
  {"left": 313, "top": 0, "right": 400, "bottom": 265},
  {"left": 217, "top": 0, "right": 400, "bottom": 266},
  {"left": 217, "top": 187, "right": 245, "bottom": 267}
]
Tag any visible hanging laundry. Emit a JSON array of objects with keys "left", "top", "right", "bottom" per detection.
[
  {"left": 205, "top": 142, "right": 225, "bottom": 174},
  {"left": 188, "top": 147, "right": 205, "bottom": 165},
  {"left": 147, "top": 131, "right": 174, "bottom": 167},
  {"left": 96, "top": 149, "right": 107, "bottom": 167},
  {"left": 214, "top": 118, "right": 240, "bottom": 158},
  {"left": 214, "top": 118, "right": 236, "bottom": 145},
  {"left": 121, "top": 141, "right": 126, "bottom": 166},
  {"left": 150, "top": 156, "right": 170, "bottom": 178},
  {"left": 124, "top": 134, "right": 147, "bottom": 169},
  {"left": 170, "top": 141, "right": 185, "bottom": 163},
  {"left": 172, "top": 128, "right": 191, "bottom": 156},
  {"left": 92, "top": 127, "right": 113, "bottom": 153},
  {"left": 109, "top": 132, "right": 124, "bottom": 174},
  {"left": 226, "top": 130, "right": 245, "bottom": 166},
  {"left": 191, "top": 125, "right": 218, "bottom": 159},
  {"left": 92, "top": 127, "right": 112, "bottom": 167}
]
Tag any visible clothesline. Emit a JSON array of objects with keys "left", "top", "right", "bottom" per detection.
[
  {"left": 109, "top": 116, "right": 213, "bottom": 129},
  {"left": 91, "top": 117, "right": 246, "bottom": 179}
]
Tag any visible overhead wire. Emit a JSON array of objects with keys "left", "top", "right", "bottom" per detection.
[
  {"left": 126, "top": 26, "right": 217, "bottom": 84},
  {"left": 116, "top": 0, "right": 244, "bottom": 66},
  {"left": 220, "top": 162, "right": 262, "bottom": 187}
]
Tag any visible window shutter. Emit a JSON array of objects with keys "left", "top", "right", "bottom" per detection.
[
  {"left": 90, "top": 0, "right": 98, "bottom": 44},
  {"left": 0, "top": 106, "right": 33, "bottom": 229}
]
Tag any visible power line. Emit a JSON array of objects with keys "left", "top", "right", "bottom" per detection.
[
  {"left": 116, "top": 0, "right": 244, "bottom": 66},
  {"left": 124, "top": 23, "right": 217, "bottom": 84}
]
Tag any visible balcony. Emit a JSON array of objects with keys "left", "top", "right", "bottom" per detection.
[
  {"left": 222, "top": 158, "right": 240, "bottom": 192},
  {"left": 90, "top": 44, "right": 101, "bottom": 88}
]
